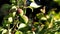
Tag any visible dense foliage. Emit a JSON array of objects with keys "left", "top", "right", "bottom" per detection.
[{"left": 0, "top": 0, "right": 60, "bottom": 34}]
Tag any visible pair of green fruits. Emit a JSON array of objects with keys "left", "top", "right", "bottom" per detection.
[
  {"left": 17, "top": 8, "right": 28, "bottom": 23},
  {"left": 8, "top": 8, "right": 28, "bottom": 24}
]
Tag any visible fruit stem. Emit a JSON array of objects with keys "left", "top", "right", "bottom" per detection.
[
  {"left": 16, "top": 0, "right": 19, "bottom": 8},
  {"left": 8, "top": 24, "right": 10, "bottom": 34},
  {"left": 23, "top": 0, "right": 27, "bottom": 14},
  {"left": 24, "top": 0, "right": 26, "bottom": 7}
]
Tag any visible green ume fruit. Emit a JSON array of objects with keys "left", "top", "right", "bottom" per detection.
[
  {"left": 20, "top": 15, "right": 28, "bottom": 23},
  {"left": 17, "top": 8, "right": 23, "bottom": 16}
]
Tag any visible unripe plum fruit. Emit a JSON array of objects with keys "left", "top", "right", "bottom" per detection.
[{"left": 17, "top": 8, "right": 23, "bottom": 16}]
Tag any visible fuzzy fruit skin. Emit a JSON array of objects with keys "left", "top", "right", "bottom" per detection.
[
  {"left": 20, "top": 15, "right": 28, "bottom": 24},
  {"left": 17, "top": 8, "right": 23, "bottom": 16},
  {"left": 22, "top": 15, "right": 28, "bottom": 23}
]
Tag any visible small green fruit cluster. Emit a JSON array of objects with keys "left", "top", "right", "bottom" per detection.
[
  {"left": 16, "top": 8, "right": 28, "bottom": 23},
  {"left": 5, "top": 8, "right": 28, "bottom": 24}
]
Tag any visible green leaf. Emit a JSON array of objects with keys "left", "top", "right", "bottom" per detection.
[
  {"left": 15, "top": 30, "right": 23, "bottom": 34},
  {"left": 55, "top": 32, "right": 59, "bottom": 34},
  {"left": 10, "top": 0, "right": 16, "bottom": 4},
  {"left": 18, "top": 23, "right": 26, "bottom": 29},
  {"left": 54, "top": 0, "right": 60, "bottom": 5}
]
